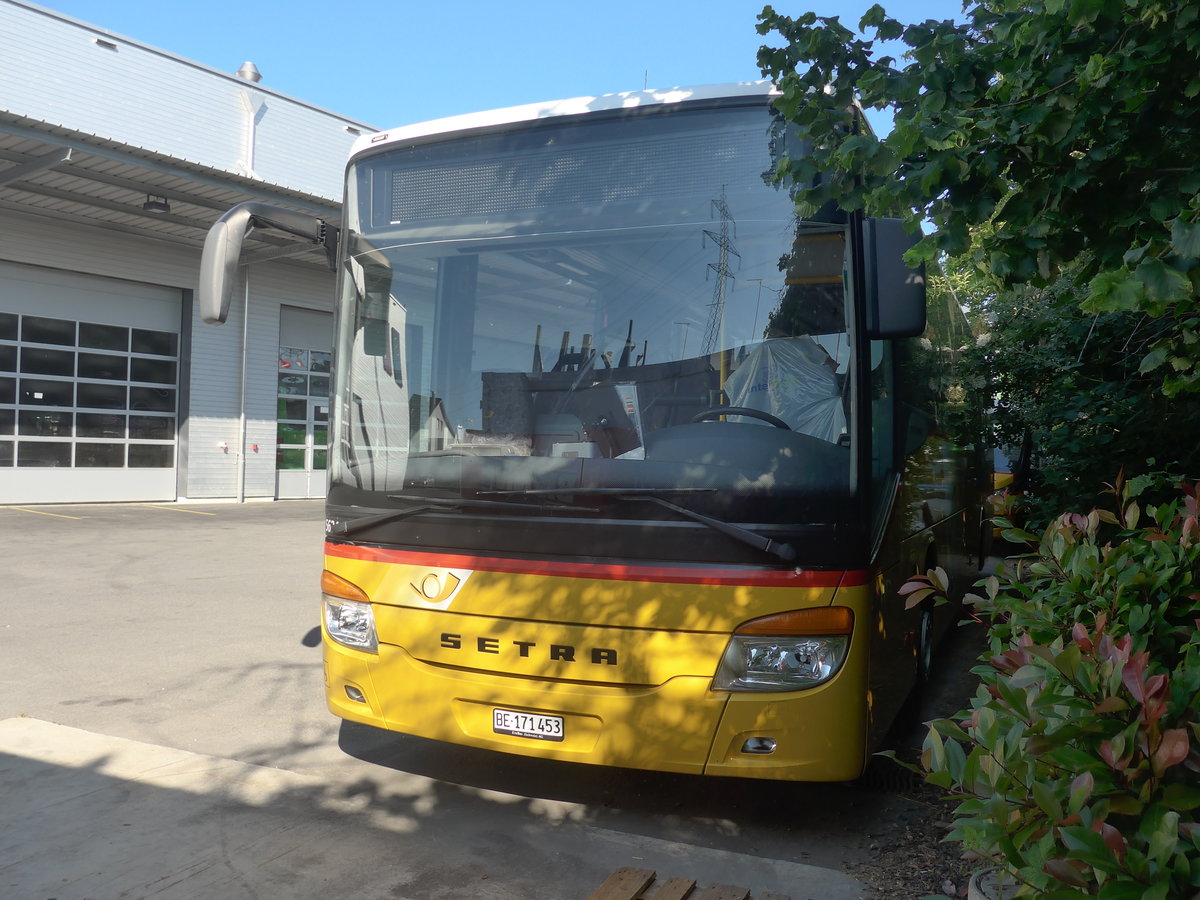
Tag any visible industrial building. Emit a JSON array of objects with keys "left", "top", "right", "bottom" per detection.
[{"left": 0, "top": 0, "right": 374, "bottom": 503}]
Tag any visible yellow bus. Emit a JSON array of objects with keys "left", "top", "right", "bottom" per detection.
[{"left": 200, "top": 83, "right": 984, "bottom": 781}]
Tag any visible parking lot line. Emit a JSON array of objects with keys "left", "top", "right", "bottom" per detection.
[
  {"left": 3, "top": 507, "right": 84, "bottom": 520},
  {"left": 137, "top": 504, "right": 218, "bottom": 516}
]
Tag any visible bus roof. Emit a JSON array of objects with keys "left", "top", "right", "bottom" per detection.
[{"left": 350, "top": 81, "right": 777, "bottom": 157}]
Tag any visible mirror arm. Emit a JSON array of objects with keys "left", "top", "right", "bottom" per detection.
[{"left": 199, "top": 201, "right": 339, "bottom": 325}]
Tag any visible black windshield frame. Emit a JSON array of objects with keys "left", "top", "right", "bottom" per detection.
[{"left": 327, "top": 96, "right": 871, "bottom": 568}]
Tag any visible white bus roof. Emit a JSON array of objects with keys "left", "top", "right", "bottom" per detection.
[{"left": 351, "top": 81, "right": 777, "bottom": 157}]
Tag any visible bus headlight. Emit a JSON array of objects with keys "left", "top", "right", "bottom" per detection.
[
  {"left": 322, "top": 570, "right": 377, "bottom": 653},
  {"left": 712, "top": 607, "right": 853, "bottom": 692},
  {"left": 324, "top": 597, "right": 377, "bottom": 652}
]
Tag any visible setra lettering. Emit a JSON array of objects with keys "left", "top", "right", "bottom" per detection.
[
  {"left": 550, "top": 644, "right": 575, "bottom": 662},
  {"left": 437, "top": 633, "right": 617, "bottom": 665}
]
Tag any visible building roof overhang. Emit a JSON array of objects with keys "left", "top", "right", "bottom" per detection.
[{"left": 0, "top": 113, "right": 342, "bottom": 272}]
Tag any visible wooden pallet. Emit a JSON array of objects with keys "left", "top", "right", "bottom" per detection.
[{"left": 587, "top": 866, "right": 790, "bottom": 900}]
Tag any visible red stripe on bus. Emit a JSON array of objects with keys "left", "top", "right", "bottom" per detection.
[{"left": 324, "top": 542, "right": 867, "bottom": 588}]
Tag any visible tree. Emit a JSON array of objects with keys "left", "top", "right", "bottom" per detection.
[
  {"left": 756, "top": 0, "right": 1200, "bottom": 394},
  {"left": 967, "top": 272, "right": 1200, "bottom": 524}
]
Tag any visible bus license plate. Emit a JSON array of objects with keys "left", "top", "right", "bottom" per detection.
[{"left": 492, "top": 708, "right": 564, "bottom": 742}]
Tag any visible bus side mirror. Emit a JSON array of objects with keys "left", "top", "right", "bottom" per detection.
[
  {"left": 862, "top": 217, "right": 926, "bottom": 339},
  {"left": 198, "top": 202, "right": 338, "bottom": 325}
]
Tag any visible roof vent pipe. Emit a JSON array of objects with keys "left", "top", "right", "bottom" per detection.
[{"left": 236, "top": 61, "right": 262, "bottom": 83}]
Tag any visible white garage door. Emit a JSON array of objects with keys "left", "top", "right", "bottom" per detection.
[{"left": 0, "top": 261, "right": 181, "bottom": 504}]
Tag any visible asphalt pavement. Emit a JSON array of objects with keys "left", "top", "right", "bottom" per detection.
[{"left": 0, "top": 500, "right": 871, "bottom": 900}]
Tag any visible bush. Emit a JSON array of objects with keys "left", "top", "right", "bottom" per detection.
[
  {"left": 960, "top": 274, "right": 1200, "bottom": 532},
  {"left": 906, "top": 474, "right": 1200, "bottom": 898}
]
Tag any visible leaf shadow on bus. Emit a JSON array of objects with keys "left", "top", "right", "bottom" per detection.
[{"left": 317, "top": 534, "right": 991, "bottom": 860}]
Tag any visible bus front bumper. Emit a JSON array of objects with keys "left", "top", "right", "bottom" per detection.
[{"left": 324, "top": 638, "right": 869, "bottom": 782}]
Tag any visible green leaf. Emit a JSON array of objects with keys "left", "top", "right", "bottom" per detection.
[
  {"left": 1067, "top": 0, "right": 1105, "bottom": 26},
  {"left": 1051, "top": 643, "right": 1083, "bottom": 680},
  {"left": 929, "top": 717, "right": 972, "bottom": 742},
  {"left": 1171, "top": 217, "right": 1200, "bottom": 261},
  {"left": 1109, "top": 794, "right": 1145, "bottom": 816},
  {"left": 1033, "top": 779, "right": 1064, "bottom": 822},
  {"left": 1097, "top": 883, "right": 1150, "bottom": 900},
  {"left": 1009, "top": 663, "right": 1047, "bottom": 689},
  {"left": 1081, "top": 53, "right": 1106, "bottom": 85},
  {"left": 925, "top": 726, "right": 947, "bottom": 771},
  {"left": 1146, "top": 808, "right": 1180, "bottom": 865},
  {"left": 1043, "top": 855, "right": 1091, "bottom": 888},
  {"left": 1068, "top": 770, "right": 1095, "bottom": 814},
  {"left": 1135, "top": 258, "right": 1192, "bottom": 308},
  {"left": 1139, "top": 346, "right": 1170, "bottom": 374},
  {"left": 925, "top": 769, "right": 953, "bottom": 789},
  {"left": 1161, "top": 782, "right": 1200, "bottom": 812},
  {"left": 1059, "top": 820, "right": 1107, "bottom": 853},
  {"left": 1085, "top": 269, "right": 1144, "bottom": 312},
  {"left": 944, "top": 733, "right": 968, "bottom": 782}
]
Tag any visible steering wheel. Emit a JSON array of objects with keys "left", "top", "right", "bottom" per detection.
[{"left": 691, "top": 407, "right": 792, "bottom": 430}]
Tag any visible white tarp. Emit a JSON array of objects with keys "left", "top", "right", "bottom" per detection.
[{"left": 723, "top": 337, "right": 846, "bottom": 442}]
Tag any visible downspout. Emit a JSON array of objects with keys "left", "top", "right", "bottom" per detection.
[
  {"left": 238, "top": 88, "right": 260, "bottom": 503},
  {"left": 237, "top": 273, "right": 249, "bottom": 503}
]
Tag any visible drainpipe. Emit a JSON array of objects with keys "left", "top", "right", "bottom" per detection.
[{"left": 237, "top": 273, "right": 249, "bottom": 503}]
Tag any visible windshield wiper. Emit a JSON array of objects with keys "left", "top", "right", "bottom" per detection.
[
  {"left": 329, "top": 493, "right": 596, "bottom": 539},
  {"left": 481, "top": 487, "right": 796, "bottom": 564}
]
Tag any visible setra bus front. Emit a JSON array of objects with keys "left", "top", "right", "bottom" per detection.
[{"left": 314, "top": 83, "right": 934, "bottom": 782}]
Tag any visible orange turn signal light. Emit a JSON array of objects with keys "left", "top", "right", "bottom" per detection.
[
  {"left": 734, "top": 606, "right": 854, "bottom": 636},
  {"left": 321, "top": 569, "right": 370, "bottom": 603}
]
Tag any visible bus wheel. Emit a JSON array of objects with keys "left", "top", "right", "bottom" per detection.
[{"left": 916, "top": 605, "right": 934, "bottom": 683}]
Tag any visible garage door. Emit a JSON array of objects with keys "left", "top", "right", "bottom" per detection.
[{"left": 0, "top": 262, "right": 181, "bottom": 504}]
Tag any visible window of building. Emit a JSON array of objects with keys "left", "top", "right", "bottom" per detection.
[
  {"left": 277, "top": 346, "right": 330, "bottom": 471},
  {"left": 0, "top": 313, "right": 177, "bottom": 468}
]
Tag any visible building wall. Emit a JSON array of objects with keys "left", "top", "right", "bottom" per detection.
[
  {"left": 0, "top": 209, "right": 335, "bottom": 502},
  {"left": 188, "top": 264, "right": 333, "bottom": 500},
  {"left": 0, "top": 0, "right": 373, "bottom": 199},
  {"left": 0, "top": 0, "right": 358, "bottom": 504}
]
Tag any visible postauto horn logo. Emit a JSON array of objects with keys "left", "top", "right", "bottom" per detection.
[{"left": 409, "top": 569, "right": 470, "bottom": 609}]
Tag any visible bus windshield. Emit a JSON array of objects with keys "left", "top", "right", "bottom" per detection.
[{"left": 329, "top": 100, "right": 858, "bottom": 564}]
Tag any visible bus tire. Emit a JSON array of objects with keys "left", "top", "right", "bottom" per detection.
[{"left": 916, "top": 604, "right": 934, "bottom": 684}]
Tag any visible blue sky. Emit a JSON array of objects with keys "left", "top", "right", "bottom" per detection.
[{"left": 39, "top": 0, "right": 966, "bottom": 130}]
